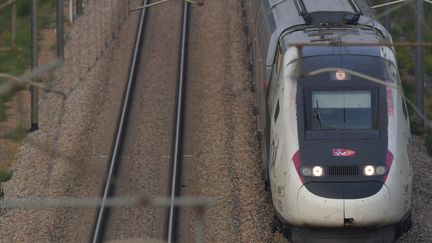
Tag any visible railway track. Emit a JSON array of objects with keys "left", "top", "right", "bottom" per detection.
[
  {"left": 0, "top": 1, "right": 430, "bottom": 242},
  {"left": 166, "top": 2, "right": 190, "bottom": 243},
  {"left": 90, "top": 1, "right": 190, "bottom": 242}
]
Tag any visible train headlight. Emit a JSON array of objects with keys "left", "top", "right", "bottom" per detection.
[
  {"left": 300, "top": 166, "right": 324, "bottom": 177},
  {"left": 312, "top": 166, "right": 324, "bottom": 177},
  {"left": 300, "top": 167, "right": 312, "bottom": 177},
  {"left": 363, "top": 165, "right": 388, "bottom": 176},
  {"left": 376, "top": 165, "right": 387, "bottom": 175},
  {"left": 363, "top": 165, "right": 375, "bottom": 176}
]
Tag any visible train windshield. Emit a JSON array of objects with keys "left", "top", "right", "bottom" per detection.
[
  {"left": 295, "top": 54, "right": 393, "bottom": 137},
  {"left": 311, "top": 90, "right": 372, "bottom": 130}
]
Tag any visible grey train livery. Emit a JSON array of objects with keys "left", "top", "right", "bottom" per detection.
[{"left": 245, "top": 0, "right": 413, "bottom": 242}]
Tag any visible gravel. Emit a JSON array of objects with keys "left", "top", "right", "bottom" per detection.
[
  {"left": 0, "top": 0, "right": 430, "bottom": 242},
  {"left": 103, "top": 1, "right": 183, "bottom": 241},
  {"left": 397, "top": 135, "right": 432, "bottom": 242},
  {"left": 0, "top": 0, "right": 141, "bottom": 241},
  {"left": 177, "top": 0, "right": 281, "bottom": 242}
]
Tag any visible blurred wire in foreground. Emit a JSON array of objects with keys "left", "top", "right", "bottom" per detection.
[
  {"left": 0, "top": 196, "right": 215, "bottom": 209},
  {"left": 0, "top": 59, "right": 66, "bottom": 99},
  {"left": 0, "top": 196, "right": 215, "bottom": 243}
]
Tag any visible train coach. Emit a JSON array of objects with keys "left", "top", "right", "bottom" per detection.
[{"left": 244, "top": 0, "right": 413, "bottom": 242}]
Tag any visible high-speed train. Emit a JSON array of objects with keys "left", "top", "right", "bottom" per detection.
[{"left": 245, "top": 0, "right": 413, "bottom": 242}]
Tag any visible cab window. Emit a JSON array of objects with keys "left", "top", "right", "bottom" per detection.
[{"left": 308, "top": 90, "right": 376, "bottom": 130}]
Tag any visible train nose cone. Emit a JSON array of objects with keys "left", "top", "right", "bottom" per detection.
[
  {"left": 297, "top": 185, "right": 344, "bottom": 227},
  {"left": 344, "top": 185, "right": 391, "bottom": 226},
  {"left": 297, "top": 184, "right": 391, "bottom": 227}
]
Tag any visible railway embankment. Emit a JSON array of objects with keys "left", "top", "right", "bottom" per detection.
[
  {"left": 0, "top": 1, "right": 430, "bottom": 242},
  {"left": 0, "top": 0, "right": 141, "bottom": 241},
  {"left": 398, "top": 136, "right": 432, "bottom": 242}
]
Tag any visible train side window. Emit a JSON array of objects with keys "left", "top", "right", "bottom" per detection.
[{"left": 274, "top": 99, "right": 280, "bottom": 122}]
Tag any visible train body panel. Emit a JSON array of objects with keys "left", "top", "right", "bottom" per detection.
[
  {"left": 383, "top": 85, "right": 413, "bottom": 225},
  {"left": 343, "top": 186, "right": 391, "bottom": 227},
  {"left": 269, "top": 51, "right": 302, "bottom": 225},
  {"left": 245, "top": 0, "right": 413, "bottom": 241},
  {"left": 297, "top": 185, "right": 345, "bottom": 227}
]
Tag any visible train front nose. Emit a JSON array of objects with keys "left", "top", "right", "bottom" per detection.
[
  {"left": 297, "top": 183, "right": 391, "bottom": 227},
  {"left": 297, "top": 184, "right": 344, "bottom": 227}
]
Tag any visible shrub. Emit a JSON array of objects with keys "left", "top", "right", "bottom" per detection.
[
  {"left": 425, "top": 54, "right": 432, "bottom": 77},
  {"left": 0, "top": 170, "right": 12, "bottom": 183},
  {"left": 396, "top": 47, "right": 415, "bottom": 76},
  {"left": 17, "top": 0, "right": 31, "bottom": 17},
  {"left": 5, "top": 122, "right": 27, "bottom": 140},
  {"left": 0, "top": 88, "right": 13, "bottom": 122}
]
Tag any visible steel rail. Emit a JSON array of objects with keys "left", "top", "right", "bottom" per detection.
[
  {"left": 166, "top": 1, "right": 189, "bottom": 243},
  {"left": 91, "top": 1, "right": 149, "bottom": 242}
]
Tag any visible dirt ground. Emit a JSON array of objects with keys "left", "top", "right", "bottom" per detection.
[{"left": 0, "top": 28, "right": 55, "bottom": 174}]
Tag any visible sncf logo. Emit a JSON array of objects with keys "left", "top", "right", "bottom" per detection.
[{"left": 333, "top": 148, "right": 356, "bottom": 157}]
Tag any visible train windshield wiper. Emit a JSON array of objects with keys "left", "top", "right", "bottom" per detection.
[{"left": 313, "top": 100, "right": 337, "bottom": 130}]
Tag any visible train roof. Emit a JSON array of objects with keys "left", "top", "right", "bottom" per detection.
[
  {"left": 280, "top": 27, "right": 395, "bottom": 61},
  {"left": 267, "top": 0, "right": 374, "bottom": 27},
  {"left": 261, "top": 0, "right": 393, "bottom": 66}
]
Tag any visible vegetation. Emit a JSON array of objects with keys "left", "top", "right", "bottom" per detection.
[
  {"left": 0, "top": 0, "right": 55, "bottom": 123},
  {"left": 373, "top": 1, "right": 432, "bottom": 154},
  {"left": 0, "top": 88, "right": 13, "bottom": 122},
  {"left": 0, "top": 1, "right": 56, "bottom": 186},
  {"left": 0, "top": 169, "right": 13, "bottom": 183},
  {"left": 5, "top": 122, "right": 27, "bottom": 140},
  {"left": 0, "top": 169, "right": 13, "bottom": 198}
]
